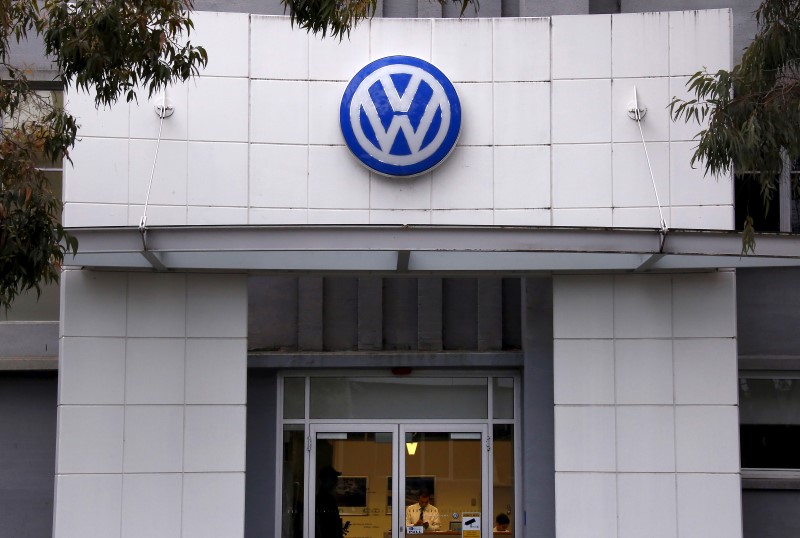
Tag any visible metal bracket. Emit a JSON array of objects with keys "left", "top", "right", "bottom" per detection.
[{"left": 154, "top": 98, "right": 175, "bottom": 119}]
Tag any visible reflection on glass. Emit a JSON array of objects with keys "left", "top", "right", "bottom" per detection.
[
  {"left": 492, "top": 425, "right": 514, "bottom": 535},
  {"left": 284, "top": 377, "right": 305, "bottom": 419},
  {"left": 310, "top": 377, "right": 488, "bottom": 419},
  {"left": 282, "top": 425, "right": 305, "bottom": 538},
  {"left": 740, "top": 377, "right": 800, "bottom": 469},
  {"left": 315, "top": 432, "right": 393, "bottom": 538},
  {"left": 404, "top": 432, "right": 481, "bottom": 534},
  {"left": 493, "top": 378, "right": 514, "bottom": 419}
]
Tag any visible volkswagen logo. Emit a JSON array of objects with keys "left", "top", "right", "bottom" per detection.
[{"left": 340, "top": 56, "right": 461, "bottom": 177}]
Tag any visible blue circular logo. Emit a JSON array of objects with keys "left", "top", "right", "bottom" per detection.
[{"left": 340, "top": 56, "right": 461, "bottom": 177}]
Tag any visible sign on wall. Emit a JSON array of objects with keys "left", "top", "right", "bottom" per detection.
[{"left": 340, "top": 56, "right": 462, "bottom": 177}]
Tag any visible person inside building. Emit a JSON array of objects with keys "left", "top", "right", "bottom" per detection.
[
  {"left": 493, "top": 513, "right": 511, "bottom": 533},
  {"left": 405, "top": 489, "right": 441, "bottom": 531},
  {"left": 315, "top": 465, "right": 349, "bottom": 538}
]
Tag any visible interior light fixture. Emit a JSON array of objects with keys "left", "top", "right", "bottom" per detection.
[{"left": 406, "top": 442, "right": 418, "bottom": 456}]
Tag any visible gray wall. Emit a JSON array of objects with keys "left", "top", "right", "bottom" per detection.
[
  {"left": 521, "top": 277, "right": 555, "bottom": 537},
  {"left": 248, "top": 276, "right": 522, "bottom": 353},
  {"left": 743, "top": 490, "right": 800, "bottom": 538},
  {"left": 245, "top": 370, "right": 279, "bottom": 538},
  {"left": 737, "top": 268, "right": 800, "bottom": 359},
  {"left": 0, "top": 372, "right": 57, "bottom": 538}
]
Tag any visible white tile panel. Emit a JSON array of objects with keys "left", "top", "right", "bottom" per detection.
[
  {"left": 493, "top": 209, "right": 551, "bottom": 226},
  {"left": 62, "top": 270, "right": 128, "bottom": 337},
  {"left": 612, "top": 207, "right": 670, "bottom": 229},
  {"left": 552, "top": 79, "right": 612, "bottom": 143},
  {"left": 432, "top": 18, "right": 493, "bottom": 82},
  {"left": 675, "top": 406, "right": 740, "bottom": 473},
  {"left": 669, "top": 9, "right": 732, "bottom": 76},
  {"left": 129, "top": 82, "right": 189, "bottom": 141},
  {"left": 59, "top": 337, "right": 126, "bottom": 405},
  {"left": 670, "top": 205, "right": 734, "bottom": 230},
  {"left": 555, "top": 406, "right": 616, "bottom": 472},
  {"left": 494, "top": 145, "right": 550, "bottom": 209},
  {"left": 430, "top": 209, "right": 494, "bottom": 225},
  {"left": 555, "top": 473, "right": 617, "bottom": 538},
  {"left": 370, "top": 210, "right": 431, "bottom": 225},
  {"left": 182, "top": 473, "right": 245, "bottom": 538},
  {"left": 249, "top": 208, "right": 309, "bottom": 224},
  {"left": 128, "top": 140, "right": 188, "bottom": 206},
  {"left": 613, "top": 274, "right": 672, "bottom": 338},
  {"left": 250, "top": 80, "right": 309, "bottom": 144},
  {"left": 674, "top": 338, "right": 737, "bottom": 405},
  {"left": 615, "top": 339, "right": 674, "bottom": 405},
  {"left": 612, "top": 142, "right": 670, "bottom": 209},
  {"left": 250, "top": 16, "right": 309, "bottom": 80},
  {"left": 552, "top": 15, "right": 611, "bottom": 79},
  {"left": 552, "top": 144, "right": 612, "bottom": 208},
  {"left": 63, "top": 203, "right": 129, "bottom": 227},
  {"left": 121, "top": 474, "right": 182, "bottom": 538},
  {"left": 187, "top": 206, "right": 248, "bottom": 225},
  {"left": 187, "top": 77, "right": 249, "bottom": 142},
  {"left": 673, "top": 272, "right": 736, "bottom": 338},
  {"left": 55, "top": 474, "right": 122, "bottom": 538},
  {"left": 617, "top": 473, "right": 677, "bottom": 538},
  {"left": 493, "top": 18, "right": 550, "bottom": 82},
  {"left": 185, "top": 338, "right": 247, "bottom": 404},
  {"left": 553, "top": 275, "right": 614, "bottom": 339},
  {"left": 677, "top": 474, "right": 742, "bottom": 538},
  {"left": 307, "top": 209, "right": 370, "bottom": 224},
  {"left": 127, "top": 204, "right": 187, "bottom": 226},
  {"left": 308, "top": 146, "right": 370, "bottom": 209},
  {"left": 191, "top": 12, "right": 249, "bottom": 77},
  {"left": 616, "top": 406, "right": 675, "bottom": 472},
  {"left": 57, "top": 406, "right": 124, "bottom": 473},
  {"left": 554, "top": 339, "right": 615, "bottom": 405},
  {"left": 370, "top": 173, "right": 432, "bottom": 210},
  {"left": 431, "top": 147, "right": 493, "bottom": 209},
  {"left": 187, "top": 142, "right": 248, "bottom": 207},
  {"left": 184, "top": 406, "right": 247, "bottom": 472},
  {"left": 309, "top": 23, "right": 370, "bottom": 81},
  {"left": 611, "top": 12, "right": 669, "bottom": 78},
  {"left": 65, "top": 137, "right": 129, "bottom": 204},
  {"left": 552, "top": 208, "right": 613, "bottom": 227},
  {"left": 308, "top": 81, "right": 347, "bottom": 145},
  {"left": 123, "top": 406, "right": 184, "bottom": 473},
  {"left": 65, "top": 92, "right": 129, "bottom": 138},
  {"left": 670, "top": 142, "right": 733, "bottom": 206},
  {"left": 125, "top": 338, "right": 185, "bottom": 405},
  {"left": 494, "top": 82, "right": 550, "bottom": 145},
  {"left": 370, "top": 18, "right": 432, "bottom": 61},
  {"left": 186, "top": 274, "right": 248, "bottom": 338},
  {"left": 612, "top": 78, "right": 670, "bottom": 143},
  {"left": 453, "top": 83, "right": 493, "bottom": 146},
  {"left": 126, "top": 273, "right": 187, "bottom": 338}
]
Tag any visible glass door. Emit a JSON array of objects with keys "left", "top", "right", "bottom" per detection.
[
  {"left": 309, "top": 424, "right": 398, "bottom": 538},
  {"left": 308, "top": 424, "right": 489, "bottom": 538},
  {"left": 400, "top": 425, "right": 488, "bottom": 537}
]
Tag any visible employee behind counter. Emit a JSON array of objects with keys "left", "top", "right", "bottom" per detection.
[
  {"left": 404, "top": 491, "right": 512, "bottom": 535},
  {"left": 405, "top": 489, "right": 440, "bottom": 531}
]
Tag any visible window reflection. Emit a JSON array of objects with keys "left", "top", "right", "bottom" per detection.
[{"left": 740, "top": 377, "right": 800, "bottom": 469}]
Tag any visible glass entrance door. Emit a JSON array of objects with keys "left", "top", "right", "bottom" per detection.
[
  {"left": 400, "top": 426, "right": 487, "bottom": 537},
  {"left": 308, "top": 424, "right": 488, "bottom": 538}
]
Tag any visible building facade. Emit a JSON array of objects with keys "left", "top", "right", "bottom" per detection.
[{"left": 2, "top": 2, "right": 800, "bottom": 538}]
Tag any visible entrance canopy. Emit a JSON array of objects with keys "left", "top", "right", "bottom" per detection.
[{"left": 64, "top": 225, "right": 800, "bottom": 273}]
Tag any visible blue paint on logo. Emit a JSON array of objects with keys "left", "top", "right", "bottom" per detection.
[{"left": 340, "top": 56, "right": 461, "bottom": 177}]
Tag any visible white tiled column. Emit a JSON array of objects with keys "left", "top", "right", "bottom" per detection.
[
  {"left": 55, "top": 270, "right": 248, "bottom": 538},
  {"left": 553, "top": 271, "right": 741, "bottom": 538}
]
